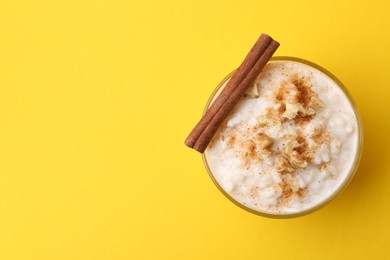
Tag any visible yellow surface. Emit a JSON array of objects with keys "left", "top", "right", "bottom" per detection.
[{"left": 0, "top": 0, "right": 389, "bottom": 259}]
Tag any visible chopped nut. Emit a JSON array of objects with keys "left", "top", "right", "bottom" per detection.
[
  {"left": 256, "top": 133, "right": 273, "bottom": 149},
  {"left": 282, "top": 103, "right": 301, "bottom": 119},
  {"left": 282, "top": 103, "right": 315, "bottom": 119},
  {"left": 285, "top": 140, "right": 300, "bottom": 154},
  {"left": 289, "top": 153, "right": 308, "bottom": 168},
  {"left": 276, "top": 157, "right": 295, "bottom": 173},
  {"left": 246, "top": 82, "right": 259, "bottom": 98},
  {"left": 311, "top": 92, "right": 324, "bottom": 108},
  {"left": 251, "top": 133, "right": 273, "bottom": 157},
  {"left": 285, "top": 140, "right": 308, "bottom": 169},
  {"left": 256, "top": 115, "right": 281, "bottom": 128}
]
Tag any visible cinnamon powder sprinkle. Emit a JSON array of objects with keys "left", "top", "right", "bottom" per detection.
[
  {"left": 296, "top": 188, "right": 306, "bottom": 198},
  {"left": 294, "top": 115, "right": 313, "bottom": 125},
  {"left": 293, "top": 78, "right": 314, "bottom": 108},
  {"left": 280, "top": 175, "right": 294, "bottom": 199}
]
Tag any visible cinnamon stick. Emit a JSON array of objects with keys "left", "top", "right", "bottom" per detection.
[
  {"left": 193, "top": 40, "right": 280, "bottom": 153},
  {"left": 184, "top": 34, "right": 273, "bottom": 148}
]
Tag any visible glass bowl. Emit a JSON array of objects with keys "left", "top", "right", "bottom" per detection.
[{"left": 202, "top": 56, "right": 363, "bottom": 218}]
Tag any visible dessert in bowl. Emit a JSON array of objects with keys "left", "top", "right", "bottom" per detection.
[{"left": 203, "top": 57, "right": 362, "bottom": 217}]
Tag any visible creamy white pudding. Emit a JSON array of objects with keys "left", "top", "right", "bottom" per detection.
[{"left": 204, "top": 59, "right": 361, "bottom": 215}]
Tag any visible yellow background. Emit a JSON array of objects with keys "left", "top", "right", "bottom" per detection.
[{"left": 0, "top": 0, "right": 388, "bottom": 259}]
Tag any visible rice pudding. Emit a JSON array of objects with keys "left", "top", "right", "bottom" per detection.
[{"left": 204, "top": 58, "right": 361, "bottom": 216}]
